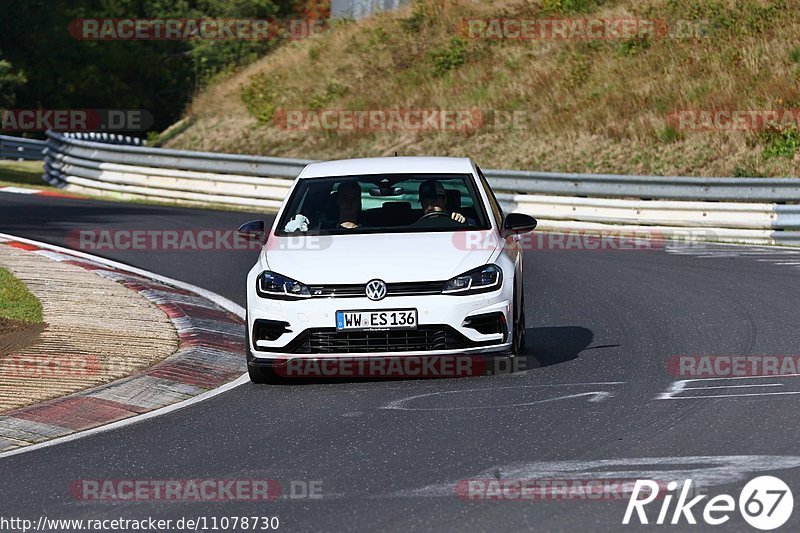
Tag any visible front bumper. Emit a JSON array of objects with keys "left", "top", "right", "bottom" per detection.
[{"left": 246, "top": 291, "right": 513, "bottom": 361}]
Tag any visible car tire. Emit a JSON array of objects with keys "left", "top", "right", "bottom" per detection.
[
  {"left": 518, "top": 291, "right": 527, "bottom": 352},
  {"left": 512, "top": 289, "right": 526, "bottom": 356}
]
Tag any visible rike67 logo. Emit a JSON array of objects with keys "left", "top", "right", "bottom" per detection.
[{"left": 623, "top": 476, "right": 793, "bottom": 530}]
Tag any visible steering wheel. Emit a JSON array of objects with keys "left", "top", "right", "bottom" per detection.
[{"left": 419, "top": 211, "right": 451, "bottom": 221}]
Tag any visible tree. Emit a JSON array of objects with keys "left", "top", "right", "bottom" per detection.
[
  {"left": 0, "top": 0, "right": 311, "bottom": 134},
  {"left": 0, "top": 52, "right": 26, "bottom": 108}
]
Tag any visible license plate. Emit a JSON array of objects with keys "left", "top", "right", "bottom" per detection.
[{"left": 336, "top": 309, "right": 417, "bottom": 331}]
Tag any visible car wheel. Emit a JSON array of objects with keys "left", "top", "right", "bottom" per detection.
[{"left": 518, "top": 291, "right": 527, "bottom": 352}]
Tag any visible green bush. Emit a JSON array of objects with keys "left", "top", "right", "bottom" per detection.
[
  {"left": 617, "top": 37, "right": 651, "bottom": 57},
  {"left": 762, "top": 128, "right": 800, "bottom": 160},
  {"left": 241, "top": 74, "right": 282, "bottom": 124},
  {"left": 659, "top": 126, "right": 682, "bottom": 144},
  {"left": 401, "top": 0, "right": 427, "bottom": 33},
  {"left": 431, "top": 37, "right": 468, "bottom": 76}
]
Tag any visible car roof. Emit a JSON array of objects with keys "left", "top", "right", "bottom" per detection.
[{"left": 297, "top": 156, "right": 475, "bottom": 179}]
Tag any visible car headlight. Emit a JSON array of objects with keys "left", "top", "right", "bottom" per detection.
[
  {"left": 256, "top": 271, "right": 311, "bottom": 299},
  {"left": 443, "top": 264, "right": 502, "bottom": 295}
]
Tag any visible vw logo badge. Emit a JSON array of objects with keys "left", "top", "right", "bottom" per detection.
[{"left": 365, "top": 279, "right": 387, "bottom": 301}]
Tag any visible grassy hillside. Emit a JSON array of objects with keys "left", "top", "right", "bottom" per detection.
[{"left": 163, "top": 0, "right": 800, "bottom": 177}]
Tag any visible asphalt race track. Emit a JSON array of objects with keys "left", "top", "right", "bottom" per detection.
[{"left": 3, "top": 190, "right": 800, "bottom": 532}]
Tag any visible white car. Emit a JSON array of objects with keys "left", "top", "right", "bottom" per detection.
[{"left": 238, "top": 157, "right": 537, "bottom": 383}]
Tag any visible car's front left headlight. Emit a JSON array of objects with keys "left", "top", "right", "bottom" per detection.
[
  {"left": 443, "top": 264, "right": 502, "bottom": 295},
  {"left": 256, "top": 271, "right": 311, "bottom": 299}
]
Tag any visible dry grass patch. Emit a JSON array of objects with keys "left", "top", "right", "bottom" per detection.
[{"left": 166, "top": 0, "right": 800, "bottom": 176}]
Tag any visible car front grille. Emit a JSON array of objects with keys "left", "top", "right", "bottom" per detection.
[
  {"left": 249, "top": 324, "right": 500, "bottom": 354},
  {"left": 308, "top": 281, "right": 445, "bottom": 298}
]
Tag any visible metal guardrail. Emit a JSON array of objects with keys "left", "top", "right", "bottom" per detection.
[
  {"left": 0, "top": 136, "right": 46, "bottom": 161},
  {"left": 331, "top": 0, "right": 409, "bottom": 19},
  {"left": 488, "top": 169, "right": 800, "bottom": 202},
  {"left": 41, "top": 130, "right": 800, "bottom": 245},
  {"left": 43, "top": 131, "right": 302, "bottom": 210},
  {"left": 62, "top": 132, "right": 146, "bottom": 146}
]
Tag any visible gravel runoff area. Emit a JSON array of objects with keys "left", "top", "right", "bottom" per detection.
[
  {"left": 0, "top": 237, "right": 245, "bottom": 454},
  {"left": 0, "top": 242, "right": 178, "bottom": 412}
]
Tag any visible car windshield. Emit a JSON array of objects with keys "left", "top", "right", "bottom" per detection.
[{"left": 275, "top": 173, "right": 491, "bottom": 235}]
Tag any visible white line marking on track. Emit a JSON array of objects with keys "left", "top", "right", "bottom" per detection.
[
  {"left": 661, "top": 392, "right": 800, "bottom": 399},
  {"left": 682, "top": 383, "right": 783, "bottom": 390},
  {"left": 0, "top": 186, "right": 40, "bottom": 194},
  {"left": 657, "top": 375, "right": 800, "bottom": 400},
  {"left": 382, "top": 382, "right": 623, "bottom": 411}
]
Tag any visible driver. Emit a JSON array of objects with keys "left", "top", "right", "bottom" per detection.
[{"left": 418, "top": 180, "right": 466, "bottom": 223}]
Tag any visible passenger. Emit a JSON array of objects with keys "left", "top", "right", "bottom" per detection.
[{"left": 336, "top": 180, "right": 363, "bottom": 229}]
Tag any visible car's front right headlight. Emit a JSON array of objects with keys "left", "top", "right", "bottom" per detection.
[
  {"left": 256, "top": 271, "right": 311, "bottom": 299},
  {"left": 442, "top": 264, "right": 502, "bottom": 295}
]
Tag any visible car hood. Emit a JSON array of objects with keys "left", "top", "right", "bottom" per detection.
[{"left": 260, "top": 231, "right": 500, "bottom": 284}]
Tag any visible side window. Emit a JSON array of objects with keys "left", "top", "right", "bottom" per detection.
[{"left": 477, "top": 166, "right": 503, "bottom": 228}]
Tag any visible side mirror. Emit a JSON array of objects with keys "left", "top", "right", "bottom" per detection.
[
  {"left": 503, "top": 213, "right": 537, "bottom": 236},
  {"left": 238, "top": 220, "right": 267, "bottom": 243}
]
